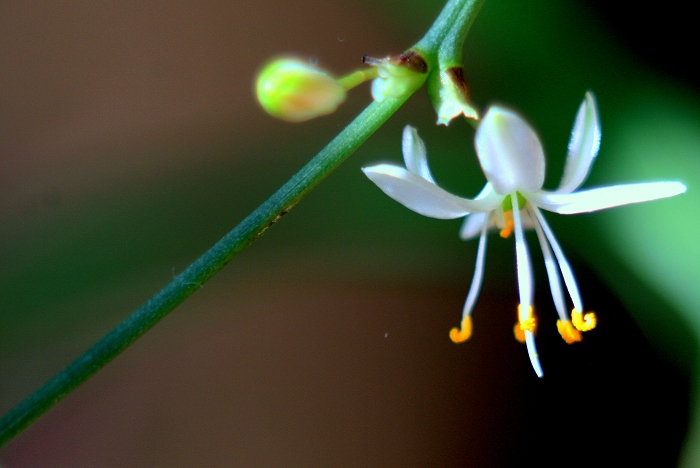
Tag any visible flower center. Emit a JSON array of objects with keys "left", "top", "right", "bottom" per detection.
[
  {"left": 501, "top": 192, "right": 527, "bottom": 212},
  {"left": 497, "top": 192, "right": 527, "bottom": 238}
]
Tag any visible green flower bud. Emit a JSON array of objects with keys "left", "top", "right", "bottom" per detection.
[
  {"left": 256, "top": 58, "right": 346, "bottom": 122},
  {"left": 427, "top": 66, "right": 479, "bottom": 126}
]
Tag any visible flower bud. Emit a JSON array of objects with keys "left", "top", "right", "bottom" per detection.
[
  {"left": 427, "top": 66, "right": 479, "bottom": 125},
  {"left": 256, "top": 58, "right": 346, "bottom": 122}
]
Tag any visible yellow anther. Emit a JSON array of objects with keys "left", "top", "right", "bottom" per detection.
[
  {"left": 514, "top": 305, "right": 536, "bottom": 343},
  {"left": 518, "top": 305, "right": 536, "bottom": 330},
  {"left": 557, "top": 319, "right": 582, "bottom": 344},
  {"left": 572, "top": 309, "right": 597, "bottom": 332},
  {"left": 449, "top": 317, "right": 473, "bottom": 343},
  {"left": 499, "top": 211, "right": 514, "bottom": 238}
]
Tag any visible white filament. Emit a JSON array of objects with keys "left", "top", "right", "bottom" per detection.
[
  {"left": 531, "top": 206, "right": 583, "bottom": 313},
  {"left": 529, "top": 205, "right": 569, "bottom": 322},
  {"left": 461, "top": 213, "right": 490, "bottom": 320}
]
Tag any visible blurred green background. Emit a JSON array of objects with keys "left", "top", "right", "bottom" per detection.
[{"left": 1, "top": 0, "right": 698, "bottom": 466}]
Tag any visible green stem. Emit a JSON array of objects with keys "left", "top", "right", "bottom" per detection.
[
  {"left": 414, "top": 0, "right": 475, "bottom": 56},
  {"left": 0, "top": 98, "right": 406, "bottom": 447},
  {"left": 0, "top": 0, "right": 485, "bottom": 448},
  {"left": 438, "top": 0, "right": 486, "bottom": 67},
  {"left": 337, "top": 68, "right": 379, "bottom": 90}
]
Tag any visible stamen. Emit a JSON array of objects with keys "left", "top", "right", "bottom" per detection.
[
  {"left": 519, "top": 304, "right": 537, "bottom": 331},
  {"left": 512, "top": 196, "right": 543, "bottom": 377},
  {"left": 557, "top": 319, "right": 582, "bottom": 344},
  {"left": 529, "top": 205, "right": 570, "bottom": 323},
  {"left": 450, "top": 317, "right": 473, "bottom": 343},
  {"left": 572, "top": 309, "right": 597, "bottom": 331},
  {"left": 530, "top": 206, "right": 585, "bottom": 313},
  {"left": 524, "top": 331, "right": 544, "bottom": 378},
  {"left": 452, "top": 214, "right": 490, "bottom": 344},
  {"left": 499, "top": 211, "right": 514, "bottom": 238},
  {"left": 514, "top": 304, "right": 537, "bottom": 343},
  {"left": 511, "top": 197, "right": 533, "bottom": 307}
]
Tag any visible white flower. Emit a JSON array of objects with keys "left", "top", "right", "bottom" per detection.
[{"left": 362, "top": 92, "right": 686, "bottom": 377}]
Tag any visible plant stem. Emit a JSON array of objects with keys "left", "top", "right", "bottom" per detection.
[
  {"left": 414, "top": 0, "right": 474, "bottom": 55},
  {"left": 0, "top": 0, "right": 485, "bottom": 448},
  {"left": 337, "top": 68, "right": 379, "bottom": 90},
  {"left": 0, "top": 97, "right": 406, "bottom": 447},
  {"left": 438, "top": 0, "right": 486, "bottom": 67}
]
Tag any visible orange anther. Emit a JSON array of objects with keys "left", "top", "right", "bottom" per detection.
[
  {"left": 514, "top": 305, "right": 536, "bottom": 343},
  {"left": 499, "top": 211, "right": 514, "bottom": 238},
  {"left": 572, "top": 309, "right": 597, "bottom": 332},
  {"left": 513, "top": 323, "right": 526, "bottom": 343},
  {"left": 449, "top": 317, "right": 473, "bottom": 343},
  {"left": 557, "top": 319, "right": 582, "bottom": 344}
]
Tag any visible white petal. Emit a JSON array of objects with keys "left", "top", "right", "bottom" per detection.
[
  {"left": 475, "top": 106, "right": 545, "bottom": 194},
  {"left": 556, "top": 91, "right": 601, "bottom": 193},
  {"left": 402, "top": 126, "right": 435, "bottom": 183},
  {"left": 460, "top": 212, "right": 488, "bottom": 240},
  {"left": 529, "top": 181, "right": 687, "bottom": 214},
  {"left": 459, "top": 184, "right": 497, "bottom": 239},
  {"left": 363, "top": 164, "right": 502, "bottom": 219}
]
